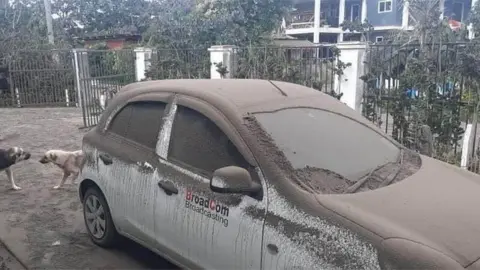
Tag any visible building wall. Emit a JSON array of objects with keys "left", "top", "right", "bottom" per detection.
[
  {"left": 106, "top": 40, "right": 126, "bottom": 50},
  {"left": 366, "top": 0, "right": 403, "bottom": 27}
]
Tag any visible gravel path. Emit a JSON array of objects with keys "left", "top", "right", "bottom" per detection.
[{"left": 0, "top": 108, "right": 177, "bottom": 269}]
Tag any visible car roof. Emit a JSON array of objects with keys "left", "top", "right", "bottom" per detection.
[{"left": 117, "top": 79, "right": 362, "bottom": 120}]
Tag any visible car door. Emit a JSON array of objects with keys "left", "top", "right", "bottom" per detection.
[
  {"left": 98, "top": 99, "right": 168, "bottom": 247},
  {"left": 151, "top": 98, "right": 266, "bottom": 269}
]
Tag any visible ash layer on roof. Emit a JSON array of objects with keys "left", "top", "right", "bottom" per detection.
[{"left": 118, "top": 79, "right": 357, "bottom": 117}]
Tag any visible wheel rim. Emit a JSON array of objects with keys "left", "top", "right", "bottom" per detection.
[{"left": 84, "top": 195, "right": 106, "bottom": 239}]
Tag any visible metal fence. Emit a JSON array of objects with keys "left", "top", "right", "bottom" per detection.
[
  {"left": 74, "top": 49, "right": 136, "bottom": 127},
  {"left": 232, "top": 45, "right": 338, "bottom": 94},
  {"left": 147, "top": 48, "right": 210, "bottom": 80},
  {"left": 3, "top": 50, "right": 76, "bottom": 107},
  {"left": 362, "top": 42, "right": 480, "bottom": 167},
  {"left": 1, "top": 45, "right": 340, "bottom": 128}
]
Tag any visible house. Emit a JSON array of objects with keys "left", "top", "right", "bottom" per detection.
[
  {"left": 80, "top": 33, "right": 142, "bottom": 49},
  {"left": 284, "top": 0, "right": 474, "bottom": 43}
]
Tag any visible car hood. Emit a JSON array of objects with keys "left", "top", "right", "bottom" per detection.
[{"left": 315, "top": 155, "right": 480, "bottom": 267}]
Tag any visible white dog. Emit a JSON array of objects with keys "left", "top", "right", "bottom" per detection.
[{"left": 39, "top": 150, "right": 85, "bottom": 189}]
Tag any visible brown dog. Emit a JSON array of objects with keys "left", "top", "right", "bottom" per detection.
[{"left": 39, "top": 150, "right": 85, "bottom": 189}]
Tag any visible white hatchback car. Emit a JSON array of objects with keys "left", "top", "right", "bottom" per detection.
[{"left": 79, "top": 79, "right": 480, "bottom": 270}]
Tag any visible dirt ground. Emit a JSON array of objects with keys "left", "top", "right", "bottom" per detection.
[{"left": 0, "top": 108, "right": 177, "bottom": 269}]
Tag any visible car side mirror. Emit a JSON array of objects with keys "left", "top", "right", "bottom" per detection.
[{"left": 210, "top": 166, "right": 261, "bottom": 195}]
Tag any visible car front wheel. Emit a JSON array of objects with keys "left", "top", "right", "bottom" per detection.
[{"left": 83, "top": 187, "right": 119, "bottom": 248}]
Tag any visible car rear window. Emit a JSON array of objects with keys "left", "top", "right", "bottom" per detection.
[{"left": 108, "top": 101, "right": 167, "bottom": 149}]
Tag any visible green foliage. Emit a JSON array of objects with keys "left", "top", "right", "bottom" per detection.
[
  {"left": 361, "top": 0, "right": 480, "bottom": 164},
  {"left": 145, "top": 49, "right": 211, "bottom": 80},
  {"left": 233, "top": 45, "right": 349, "bottom": 98},
  {"left": 340, "top": 19, "right": 374, "bottom": 42}
]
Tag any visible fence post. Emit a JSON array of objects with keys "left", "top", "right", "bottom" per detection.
[
  {"left": 334, "top": 41, "right": 367, "bottom": 111},
  {"left": 461, "top": 124, "right": 474, "bottom": 169},
  {"left": 208, "top": 45, "right": 237, "bottom": 79},
  {"left": 72, "top": 48, "right": 89, "bottom": 126},
  {"left": 134, "top": 47, "right": 153, "bottom": 81}
]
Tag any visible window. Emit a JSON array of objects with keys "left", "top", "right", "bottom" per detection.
[
  {"left": 452, "top": 2, "right": 464, "bottom": 22},
  {"left": 168, "top": 105, "right": 249, "bottom": 176},
  {"left": 109, "top": 105, "right": 132, "bottom": 138},
  {"left": 254, "top": 108, "right": 400, "bottom": 181},
  {"left": 375, "top": 36, "right": 384, "bottom": 43},
  {"left": 108, "top": 101, "right": 167, "bottom": 149},
  {"left": 350, "top": 4, "right": 360, "bottom": 21},
  {"left": 378, "top": 0, "right": 392, "bottom": 13}
]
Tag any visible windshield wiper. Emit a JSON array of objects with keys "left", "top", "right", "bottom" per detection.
[
  {"left": 343, "top": 149, "right": 404, "bottom": 194},
  {"left": 378, "top": 149, "right": 405, "bottom": 188}
]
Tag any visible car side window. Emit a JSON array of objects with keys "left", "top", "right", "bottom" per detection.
[
  {"left": 108, "top": 101, "right": 167, "bottom": 149},
  {"left": 168, "top": 105, "right": 250, "bottom": 176},
  {"left": 109, "top": 105, "right": 132, "bottom": 137}
]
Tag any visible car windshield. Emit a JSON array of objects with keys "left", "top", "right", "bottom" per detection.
[{"left": 254, "top": 108, "right": 401, "bottom": 181}]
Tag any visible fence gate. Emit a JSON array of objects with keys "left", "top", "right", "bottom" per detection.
[
  {"left": 73, "top": 49, "right": 136, "bottom": 127},
  {"left": 2, "top": 50, "right": 76, "bottom": 107}
]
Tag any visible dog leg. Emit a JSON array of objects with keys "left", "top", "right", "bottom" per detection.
[
  {"left": 53, "top": 172, "right": 70, "bottom": 189},
  {"left": 70, "top": 171, "right": 79, "bottom": 184},
  {"left": 5, "top": 168, "right": 21, "bottom": 190}
]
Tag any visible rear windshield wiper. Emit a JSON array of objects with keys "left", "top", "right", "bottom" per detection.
[{"left": 343, "top": 149, "right": 404, "bottom": 194}]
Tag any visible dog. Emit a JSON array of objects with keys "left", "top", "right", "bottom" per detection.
[
  {"left": 39, "top": 150, "right": 85, "bottom": 189},
  {"left": 0, "top": 147, "right": 31, "bottom": 190}
]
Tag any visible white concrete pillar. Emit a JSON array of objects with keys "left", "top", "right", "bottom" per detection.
[
  {"left": 469, "top": 0, "right": 479, "bottom": 39},
  {"left": 361, "top": 0, "right": 367, "bottom": 22},
  {"left": 134, "top": 47, "right": 153, "bottom": 81},
  {"left": 402, "top": 0, "right": 409, "bottom": 29},
  {"left": 461, "top": 124, "right": 474, "bottom": 169},
  {"left": 338, "top": 0, "right": 346, "bottom": 42},
  {"left": 334, "top": 42, "right": 367, "bottom": 111},
  {"left": 208, "top": 45, "right": 238, "bottom": 79},
  {"left": 439, "top": 0, "right": 445, "bottom": 19},
  {"left": 313, "top": 0, "right": 321, "bottom": 43},
  {"left": 72, "top": 48, "right": 89, "bottom": 115}
]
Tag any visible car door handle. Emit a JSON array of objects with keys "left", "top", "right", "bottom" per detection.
[
  {"left": 267, "top": 244, "right": 278, "bottom": 255},
  {"left": 157, "top": 180, "right": 178, "bottom": 196},
  {"left": 99, "top": 153, "right": 113, "bottom": 165}
]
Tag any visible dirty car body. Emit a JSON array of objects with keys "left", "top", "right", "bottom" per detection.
[{"left": 78, "top": 79, "right": 480, "bottom": 270}]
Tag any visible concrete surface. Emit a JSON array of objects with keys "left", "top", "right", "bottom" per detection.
[
  {"left": 0, "top": 108, "right": 178, "bottom": 269},
  {"left": 0, "top": 242, "right": 25, "bottom": 270}
]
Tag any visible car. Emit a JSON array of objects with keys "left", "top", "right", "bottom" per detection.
[{"left": 79, "top": 79, "right": 480, "bottom": 270}]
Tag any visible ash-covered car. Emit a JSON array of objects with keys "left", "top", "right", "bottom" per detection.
[{"left": 78, "top": 79, "right": 480, "bottom": 270}]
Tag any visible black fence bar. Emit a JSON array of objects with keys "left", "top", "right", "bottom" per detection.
[
  {"left": 231, "top": 45, "right": 338, "bottom": 95},
  {"left": 75, "top": 49, "right": 136, "bottom": 127},
  {"left": 362, "top": 42, "right": 480, "bottom": 168},
  {"left": 3, "top": 50, "right": 76, "bottom": 108}
]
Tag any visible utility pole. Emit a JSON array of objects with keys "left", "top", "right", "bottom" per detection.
[{"left": 43, "top": 0, "right": 55, "bottom": 44}]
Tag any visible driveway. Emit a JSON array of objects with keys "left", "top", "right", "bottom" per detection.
[{"left": 0, "top": 108, "right": 177, "bottom": 269}]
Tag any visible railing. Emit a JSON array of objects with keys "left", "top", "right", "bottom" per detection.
[
  {"left": 362, "top": 43, "right": 480, "bottom": 168},
  {"left": 146, "top": 49, "right": 210, "bottom": 80},
  {"left": 287, "top": 11, "right": 341, "bottom": 29},
  {"left": 288, "top": 12, "right": 315, "bottom": 29},
  {"left": 5, "top": 50, "right": 76, "bottom": 107},
  {"left": 232, "top": 45, "right": 338, "bottom": 93}
]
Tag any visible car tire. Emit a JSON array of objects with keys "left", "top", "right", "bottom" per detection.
[{"left": 82, "top": 187, "right": 119, "bottom": 248}]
